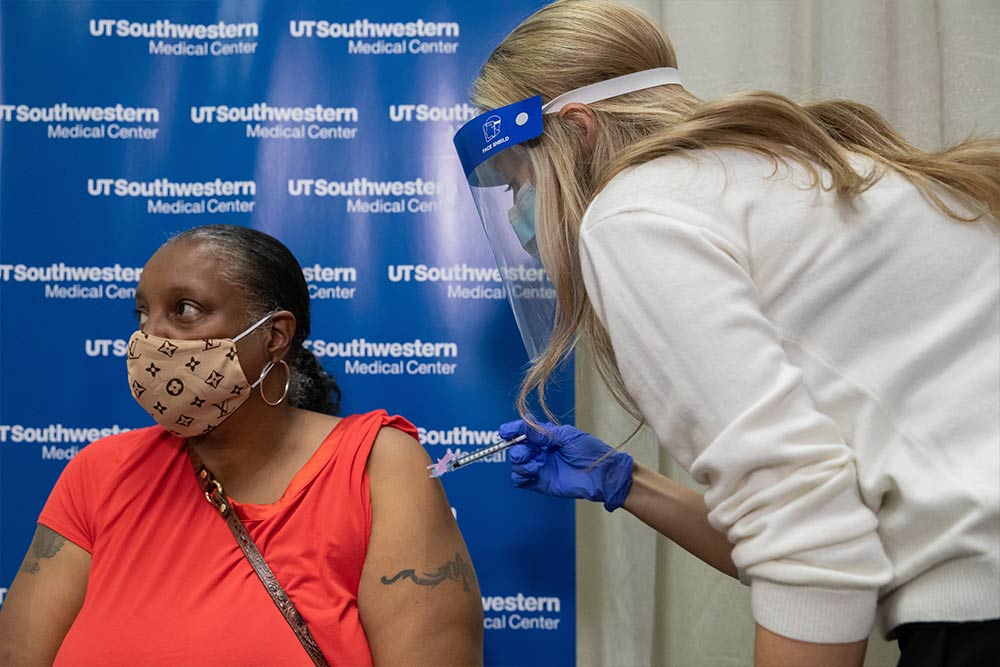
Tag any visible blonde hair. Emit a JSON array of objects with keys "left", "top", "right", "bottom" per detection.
[{"left": 472, "top": 0, "right": 1000, "bottom": 422}]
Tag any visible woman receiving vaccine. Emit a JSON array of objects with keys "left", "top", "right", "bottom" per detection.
[{"left": 0, "top": 225, "right": 484, "bottom": 666}]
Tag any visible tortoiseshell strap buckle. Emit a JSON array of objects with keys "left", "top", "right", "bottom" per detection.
[{"left": 198, "top": 466, "right": 229, "bottom": 516}]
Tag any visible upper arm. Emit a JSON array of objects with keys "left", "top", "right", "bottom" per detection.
[
  {"left": 0, "top": 524, "right": 91, "bottom": 666},
  {"left": 579, "top": 205, "right": 891, "bottom": 642},
  {"left": 357, "top": 427, "right": 483, "bottom": 666}
]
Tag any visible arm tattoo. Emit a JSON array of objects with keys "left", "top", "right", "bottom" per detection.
[
  {"left": 20, "top": 525, "right": 67, "bottom": 574},
  {"left": 380, "top": 552, "right": 476, "bottom": 592}
]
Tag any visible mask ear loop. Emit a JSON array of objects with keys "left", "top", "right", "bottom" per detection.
[
  {"left": 258, "top": 359, "right": 291, "bottom": 406},
  {"left": 233, "top": 310, "right": 281, "bottom": 343}
]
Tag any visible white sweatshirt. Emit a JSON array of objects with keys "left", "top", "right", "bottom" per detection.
[{"left": 578, "top": 149, "right": 1000, "bottom": 643}]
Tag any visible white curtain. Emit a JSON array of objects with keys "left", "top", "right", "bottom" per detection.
[{"left": 575, "top": 1, "right": 1000, "bottom": 665}]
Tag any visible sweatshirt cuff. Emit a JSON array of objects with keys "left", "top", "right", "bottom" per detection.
[{"left": 751, "top": 578, "right": 877, "bottom": 643}]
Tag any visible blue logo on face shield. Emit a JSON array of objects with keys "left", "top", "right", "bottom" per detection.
[
  {"left": 483, "top": 115, "right": 501, "bottom": 142},
  {"left": 454, "top": 97, "right": 544, "bottom": 181}
]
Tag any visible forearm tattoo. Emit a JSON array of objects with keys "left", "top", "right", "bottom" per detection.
[
  {"left": 380, "top": 552, "right": 476, "bottom": 592},
  {"left": 20, "top": 525, "right": 67, "bottom": 574}
]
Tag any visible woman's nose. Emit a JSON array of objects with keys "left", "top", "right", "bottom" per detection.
[{"left": 140, "top": 311, "right": 175, "bottom": 339}]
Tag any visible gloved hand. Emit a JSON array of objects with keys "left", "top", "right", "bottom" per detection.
[{"left": 499, "top": 419, "right": 634, "bottom": 512}]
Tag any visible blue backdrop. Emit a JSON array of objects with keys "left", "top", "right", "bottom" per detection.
[{"left": 0, "top": 2, "right": 574, "bottom": 664}]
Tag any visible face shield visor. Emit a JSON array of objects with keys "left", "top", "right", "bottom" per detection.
[
  {"left": 453, "top": 68, "right": 683, "bottom": 360},
  {"left": 454, "top": 96, "right": 551, "bottom": 360}
]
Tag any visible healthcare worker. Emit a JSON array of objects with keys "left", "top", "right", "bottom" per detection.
[{"left": 452, "top": 1, "right": 999, "bottom": 666}]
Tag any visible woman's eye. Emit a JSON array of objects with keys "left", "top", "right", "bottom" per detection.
[
  {"left": 135, "top": 310, "right": 148, "bottom": 326},
  {"left": 176, "top": 302, "right": 201, "bottom": 319}
]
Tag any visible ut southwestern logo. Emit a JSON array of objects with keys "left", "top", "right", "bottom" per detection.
[
  {"left": 88, "top": 19, "right": 259, "bottom": 57},
  {"left": 483, "top": 115, "right": 502, "bottom": 142}
]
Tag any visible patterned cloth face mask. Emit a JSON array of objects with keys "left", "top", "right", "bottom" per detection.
[{"left": 126, "top": 311, "right": 279, "bottom": 438}]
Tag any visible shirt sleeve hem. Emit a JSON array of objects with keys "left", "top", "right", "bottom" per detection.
[{"left": 751, "top": 578, "right": 877, "bottom": 643}]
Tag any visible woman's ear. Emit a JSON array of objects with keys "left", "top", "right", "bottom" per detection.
[
  {"left": 557, "top": 103, "right": 598, "bottom": 151},
  {"left": 267, "top": 310, "right": 296, "bottom": 360}
]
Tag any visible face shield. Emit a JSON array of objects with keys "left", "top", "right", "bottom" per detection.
[
  {"left": 453, "top": 96, "right": 552, "bottom": 360},
  {"left": 453, "top": 68, "right": 683, "bottom": 360}
]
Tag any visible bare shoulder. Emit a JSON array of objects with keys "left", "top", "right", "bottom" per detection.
[
  {"left": 368, "top": 425, "right": 433, "bottom": 478},
  {"left": 366, "top": 425, "right": 444, "bottom": 510}
]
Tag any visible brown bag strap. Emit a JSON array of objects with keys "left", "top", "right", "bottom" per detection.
[{"left": 188, "top": 447, "right": 329, "bottom": 667}]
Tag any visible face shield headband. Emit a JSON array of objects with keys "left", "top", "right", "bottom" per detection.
[{"left": 453, "top": 67, "right": 683, "bottom": 360}]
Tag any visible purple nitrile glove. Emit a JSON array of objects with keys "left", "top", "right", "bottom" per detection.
[{"left": 499, "top": 419, "right": 634, "bottom": 512}]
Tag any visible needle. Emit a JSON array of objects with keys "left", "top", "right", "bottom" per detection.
[{"left": 427, "top": 434, "right": 528, "bottom": 477}]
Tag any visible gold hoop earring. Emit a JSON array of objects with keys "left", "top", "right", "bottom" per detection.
[{"left": 259, "top": 359, "right": 291, "bottom": 406}]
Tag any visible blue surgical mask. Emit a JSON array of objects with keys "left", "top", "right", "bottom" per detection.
[{"left": 508, "top": 183, "right": 539, "bottom": 259}]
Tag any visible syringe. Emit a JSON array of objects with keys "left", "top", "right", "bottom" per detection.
[{"left": 428, "top": 434, "right": 528, "bottom": 478}]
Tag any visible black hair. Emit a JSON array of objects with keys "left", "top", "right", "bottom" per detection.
[{"left": 167, "top": 224, "right": 341, "bottom": 415}]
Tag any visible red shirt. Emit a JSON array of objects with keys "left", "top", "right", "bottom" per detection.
[{"left": 39, "top": 410, "right": 416, "bottom": 667}]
